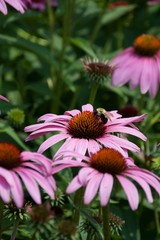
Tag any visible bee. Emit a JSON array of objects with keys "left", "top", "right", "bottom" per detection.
[{"left": 94, "top": 108, "right": 112, "bottom": 124}]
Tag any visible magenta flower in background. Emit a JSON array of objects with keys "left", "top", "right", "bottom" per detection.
[
  {"left": 24, "top": 0, "right": 57, "bottom": 10},
  {"left": 25, "top": 104, "right": 147, "bottom": 157},
  {"left": 148, "top": 0, "right": 160, "bottom": 5},
  {"left": 0, "top": 0, "right": 27, "bottom": 14},
  {"left": 0, "top": 95, "right": 9, "bottom": 102},
  {"left": 0, "top": 142, "right": 55, "bottom": 208},
  {"left": 52, "top": 148, "right": 160, "bottom": 210},
  {"left": 111, "top": 34, "right": 160, "bottom": 98}
]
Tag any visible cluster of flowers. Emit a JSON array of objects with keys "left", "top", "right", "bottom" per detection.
[
  {"left": 0, "top": 0, "right": 160, "bottom": 214},
  {"left": 1, "top": 98, "right": 160, "bottom": 211}
]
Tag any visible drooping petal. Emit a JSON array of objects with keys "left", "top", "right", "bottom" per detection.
[
  {"left": 128, "top": 169, "right": 160, "bottom": 196},
  {"left": 16, "top": 169, "right": 41, "bottom": 204},
  {"left": 84, "top": 173, "right": 103, "bottom": 204},
  {"left": 0, "top": 167, "right": 14, "bottom": 186},
  {"left": 66, "top": 176, "right": 82, "bottom": 194},
  {"left": 37, "top": 113, "right": 57, "bottom": 122},
  {"left": 0, "top": 176, "right": 10, "bottom": 203},
  {"left": 107, "top": 125, "right": 147, "bottom": 141},
  {"left": 38, "top": 134, "right": 69, "bottom": 153},
  {"left": 5, "top": 0, "right": 25, "bottom": 13},
  {"left": 98, "top": 136, "right": 128, "bottom": 156},
  {"left": 149, "top": 58, "right": 159, "bottom": 98},
  {"left": 99, "top": 173, "right": 114, "bottom": 206},
  {"left": 116, "top": 175, "right": 139, "bottom": 210},
  {"left": 88, "top": 139, "right": 101, "bottom": 154},
  {"left": 78, "top": 167, "right": 96, "bottom": 186},
  {"left": 123, "top": 172, "right": 153, "bottom": 203},
  {"left": 10, "top": 172, "right": 24, "bottom": 208},
  {"left": 0, "top": 95, "right": 9, "bottom": 102},
  {"left": 140, "top": 58, "right": 152, "bottom": 94},
  {"left": 0, "top": 1, "right": 7, "bottom": 14},
  {"left": 23, "top": 169, "right": 55, "bottom": 199},
  {"left": 21, "top": 151, "right": 52, "bottom": 175},
  {"left": 104, "top": 135, "right": 140, "bottom": 153},
  {"left": 74, "top": 138, "right": 88, "bottom": 157}
]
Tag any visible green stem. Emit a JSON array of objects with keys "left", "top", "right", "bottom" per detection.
[
  {"left": 47, "top": 0, "right": 56, "bottom": 90},
  {"left": 102, "top": 205, "right": 110, "bottom": 240},
  {"left": 51, "top": 0, "right": 76, "bottom": 113},
  {"left": 154, "top": 201, "right": 160, "bottom": 237},
  {"left": 0, "top": 199, "right": 4, "bottom": 239},
  {"left": 73, "top": 188, "right": 83, "bottom": 226},
  {"left": 10, "top": 217, "right": 19, "bottom": 240},
  {"left": 90, "top": 1, "right": 107, "bottom": 46},
  {"left": 88, "top": 82, "right": 100, "bottom": 105}
]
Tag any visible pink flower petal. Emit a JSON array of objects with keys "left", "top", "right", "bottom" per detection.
[
  {"left": 82, "top": 104, "right": 93, "bottom": 112},
  {"left": 107, "top": 126, "right": 147, "bottom": 141},
  {"left": 140, "top": 58, "right": 152, "bottom": 94},
  {"left": 0, "top": 0, "right": 7, "bottom": 14},
  {"left": 0, "top": 176, "right": 10, "bottom": 203},
  {"left": 105, "top": 135, "right": 140, "bottom": 152},
  {"left": 84, "top": 173, "right": 103, "bottom": 204},
  {"left": 128, "top": 169, "right": 160, "bottom": 195},
  {"left": 116, "top": 175, "right": 139, "bottom": 210},
  {"left": 10, "top": 172, "right": 24, "bottom": 208},
  {"left": 5, "top": 0, "right": 25, "bottom": 13},
  {"left": 123, "top": 172, "right": 153, "bottom": 203},
  {"left": 0, "top": 95, "right": 9, "bottom": 102},
  {"left": 0, "top": 167, "right": 14, "bottom": 186},
  {"left": 88, "top": 139, "right": 101, "bottom": 154},
  {"left": 21, "top": 151, "right": 52, "bottom": 175},
  {"left": 78, "top": 167, "right": 96, "bottom": 186},
  {"left": 66, "top": 176, "right": 82, "bottom": 194},
  {"left": 38, "top": 133, "right": 69, "bottom": 153},
  {"left": 64, "top": 109, "right": 80, "bottom": 116},
  {"left": 75, "top": 138, "right": 88, "bottom": 157},
  {"left": 99, "top": 173, "right": 114, "bottom": 206},
  {"left": 98, "top": 136, "right": 128, "bottom": 156},
  {"left": 16, "top": 170, "right": 41, "bottom": 204},
  {"left": 149, "top": 58, "right": 159, "bottom": 97}
]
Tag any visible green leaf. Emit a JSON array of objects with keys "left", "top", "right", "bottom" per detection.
[
  {"left": 0, "top": 122, "right": 28, "bottom": 150},
  {"left": 0, "top": 34, "right": 58, "bottom": 67},
  {"left": 70, "top": 37, "right": 97, "bottom": 58},
  {"left": 102, "top": 5, "right": 136, "bottom": 25}
]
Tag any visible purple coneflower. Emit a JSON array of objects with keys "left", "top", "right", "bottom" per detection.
[
  {"left": 0, "top": 142, "right": 55, "bottom": 208},
  {"left": 111, "top": 34, "right": 160, "bottom": 98},
  {"left": 0, "top": 0, "right": 27, "bottom": 14},
  {"left": 25, "top": 104, "right": 147, "bottom": 157},
  {"left": 52, "top": 148, "right": 160, "bottom": 210}
]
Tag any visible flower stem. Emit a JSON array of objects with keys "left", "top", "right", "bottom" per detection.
[
  {"left": 10, "top": 217, "right": 19, "bottom": 240},
  {"left": 0, "top": 198, "right": 4, "bottom": 239},
  {"left": 154, "top": 200, "right": 160, "bottom": 237},
  {"left": 90, "top": 1, "right": 107, "bottom": 46},
  {"left": 73, "top": 188, "right": 83, "bottom": 226},
  {"left": 102, "top": 205, "right": 110, "bottom": 240},
  {"left": 51, "top": 0, "right": 76, "bottom": 113},
  {"left": 88, "top": 82, "right": 99, "bottom": 105}
]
